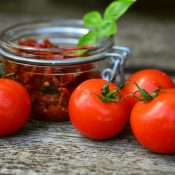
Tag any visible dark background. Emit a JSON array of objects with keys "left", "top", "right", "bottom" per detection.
[{"left": 0, "top": 0, "right": 174, "bottom": 16}]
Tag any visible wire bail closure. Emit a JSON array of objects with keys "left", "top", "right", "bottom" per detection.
[{"left": 102, "top": 46, "right": 131, "bottom": 84}]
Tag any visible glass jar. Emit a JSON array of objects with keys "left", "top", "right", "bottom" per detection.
[{"left": 0, "top": 19, "right": 131, "bottom": 122}]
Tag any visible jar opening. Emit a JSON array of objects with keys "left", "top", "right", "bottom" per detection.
[{"left": 0, "top": 19, "right": 114, "bottom": 66}]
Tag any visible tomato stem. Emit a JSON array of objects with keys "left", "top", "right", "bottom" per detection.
[
  {"left": 101, "top": 81, "right": 111, "bottom": 96},
  {"left": 96, "top": 82, "right": 125, "bottom": 103},
  {"left": 133, "top": 82, "right": 161, "bottom": 102}
]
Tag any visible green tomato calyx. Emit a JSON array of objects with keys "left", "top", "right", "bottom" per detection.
[
  {"left": 133, "top": 82, "right": 161, "bottom": 102},
  {"left": 96, "top": 81, "right": 124, "bottom": 103}
]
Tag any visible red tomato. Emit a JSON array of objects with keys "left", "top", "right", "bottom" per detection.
[
  {"left": 0, "top": 79, "right": 31, "bottom": 136},
  {"left": 68, "top": 79, "right": 130, "bottom": 140},
  {"left": 130, "top": 88, "right": 175, "bottom": 154},
  {"left": 123, "top": 69, "right": 174, "bottom": 110}
]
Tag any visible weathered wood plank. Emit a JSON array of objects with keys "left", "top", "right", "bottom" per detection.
[{"left": 0, "top": 120, "right": 175, "bottom": 175}]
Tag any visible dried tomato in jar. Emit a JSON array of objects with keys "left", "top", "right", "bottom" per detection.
[{"left": 4, "top": 38, "right": 101, "bottom": 121}]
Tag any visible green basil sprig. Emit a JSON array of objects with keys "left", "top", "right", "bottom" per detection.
[{"left": 78, "top": 0, "right": 136, "bottom": 46}]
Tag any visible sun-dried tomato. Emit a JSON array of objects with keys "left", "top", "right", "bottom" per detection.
[{"left": 4, "top": 38, "right": 101, "bottom": 121}]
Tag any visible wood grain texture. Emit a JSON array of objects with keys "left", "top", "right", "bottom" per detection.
[{"left": 0, "top": 120, "right": 175, "bottom": 175}]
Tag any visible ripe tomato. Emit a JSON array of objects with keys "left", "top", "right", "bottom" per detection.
[
  {"left": 123, "top": 69, "right": 174, "bottom": 109},
  {"left": 130, "top": 88, "right": 175, "bottom": 154},
  {"left": 68, "top": 79, "right": 130, "bottom": 140},
  {"left": 0, "top": 79, "right": 31, "bottom": 136}
]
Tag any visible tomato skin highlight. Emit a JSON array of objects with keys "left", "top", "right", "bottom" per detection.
[
  {"left": 130, "top": 89, "right": 175, "bottom": 154},
  {"left": 123, "top": 69, "right": 174, "bottom": 109},
  {"left": 0, "top": 79, "right": 31, "bottom": 136},
  {"left": 68, "top": 79, "right": 130, "bottom": 140}
]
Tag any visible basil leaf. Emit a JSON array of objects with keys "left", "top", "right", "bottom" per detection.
[
  {"left": 99, "top": 21, "right": 118, "bottom": 37},
  {"left": 77, "top": 0, "right": 136, "bottom": 47},
  {"left": 77, "top": 30, "right": 98, "bottom": 46},
  {"left": 104, "top": 0, "right": 135, "bottom": 21},
  {"left": 83, "top": 11, "right": 102, "bottom": 27}
]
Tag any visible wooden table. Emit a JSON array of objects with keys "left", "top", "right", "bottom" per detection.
[
  {"left": 0, "top": 2, "right": 175, "bottom": 174},
  {"left": 1, "top": 120, "right": 175, "bottom": 175}
]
